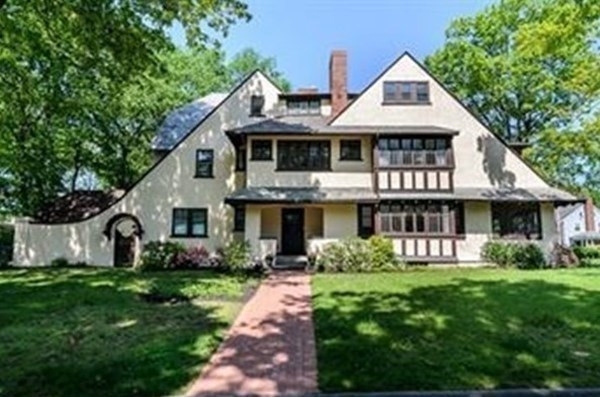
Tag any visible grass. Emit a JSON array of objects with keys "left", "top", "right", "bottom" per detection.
[
  {"left": 0, "top": 268, "right": 259, "bottom": 397},
  {"left": 312, "top": 268, "right": 600, "bottom": 392}
]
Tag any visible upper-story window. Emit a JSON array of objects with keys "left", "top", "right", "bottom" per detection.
[
  {"left": 250, "top": 95, "right": 265, "bottom": 116},
  {"left": 277, "top": 140, "right": 330, "bottom": 171},
  {"left": 195, "top": 149, "right": 214, "bottom": 178},
  {"left": 251, "top": 139, "right": 272, "bottom": 160},
  {"left": 383, "top": 81, "right": 430, "bottom": 104},
  {"left": 378, "top": 137, "right": 451, "bottom": 167},
  {"left": 340, "top": 139, "right": 362, "bottom": 161},
  {"left": 287, "top": 99, "right": 321, "bottom": 115}
]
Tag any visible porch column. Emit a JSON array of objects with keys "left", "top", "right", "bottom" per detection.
[{"left": 245, "top": 205, "right": 261, "bottom": 256}]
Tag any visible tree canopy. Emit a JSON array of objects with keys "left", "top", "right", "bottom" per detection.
[
  {"left": 0, "top": 1, "right": 288, "bottom": 216},
  {"left": 426, "top": 0, "right": 600, "bottom": 198}
]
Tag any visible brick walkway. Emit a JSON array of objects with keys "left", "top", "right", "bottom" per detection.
[{"left": 186, "top": 271, "right": 318, "bottom": 396}]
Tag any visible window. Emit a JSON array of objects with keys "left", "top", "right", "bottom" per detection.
[
  {"left": 287, "top": 99, "right": 321, "bottom": 115},
  {"left": 277, "top": 140, "right": 330, "bottom": 171},
  {"left": 233, "top": 205, "right": 245, "bottom": 232},
  {"left": 358, "top": 204, "right": 375, "bottom": 237},
  {"left": 251, "top": 139, "right": 272, "bottom": 160},
  {"left": 195, "top": 149, "right": 214, "bottom": 178},
  {"left": 492, "top": 202, "right": 541, "bottom": 239},
  {"left": 172, "top": 208, "right": 208, "bottom": 237},
  {"left": 378, "top": 137, "right": 450, "bottom": 167},
  {"left": 340, "top": 140, "right": 362, "bottom": 161},
  {"left": 383, "top": 81, "right": 430, "bottom": 104},
  {"left": 250, "top": 95, "right": 265, "bottom": 116},
  {"left": 379, "top": 202, "right": 463, "bottom": 235},
  {"left": 235, "top": 147, "right": 246, "bottom": 171}
]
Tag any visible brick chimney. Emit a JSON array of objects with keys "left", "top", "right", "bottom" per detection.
[
  {"left": 329, "top": 50, "right": 348, "bottom": 117},
  {"left": 585, "top": 197, "right": 596, "bottom": 232}
]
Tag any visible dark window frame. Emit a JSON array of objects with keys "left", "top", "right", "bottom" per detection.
[
  {"left": 250, "top": 95, "right": 265, "bottom": 117},
  {"left": 233, "top": 205, "right": 245, "bottom": 232},
  {"left": 491, "top": 202, "right": 542, "bottom": 240},
  {"left": 379, "top": 201, "right": 464, "bottom": 237},
  {"left": 195, "top": 149, "right": 214, "bottom": 178},
  {"left": 340, "top": 139, "right": 362, "bottom": 161},
  {"left": 250, "top": 139, "right": 273, "bottom": 161},
  {"left": 276, "top": 140, "right": 331, "bottom": 171},
  {"left": 377, "top": 136, "right": 453, "bottom": 168},
  {"left": 383, "top": 81, "right": 430, "bottom": 104},
  {"left": 286, "top": 98, "right": 321, "bottom": 115},
  {"left": 358, "top": 204, "right": 375, "bottom": 238},
  {"left": 171, "top": 208, "right": 208, "bottom": 238}
]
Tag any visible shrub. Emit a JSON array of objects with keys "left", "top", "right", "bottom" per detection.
[
  {"left": 573, "top": 245, "right": 600, "bottom": 267},
  {"left": 172, "top": 245, "right": 210, "bottom": 269},
  {"left": 138, "top": 241, "right": 185, "bottom": 271},
  {"left": 316, "top": 236, "right": 402, "bottom": 272},
  {"left": 218, "top": 240, "right": 252, "bottom": 272},
  {"left": 50, "top": 257, "right": 70, "bottom": 268},
  {"left": 551, "top": 244, "right": 579, "bottom": 268},
  {"left": 0, "top": 224, "right": 14, "bottom": 267},
  {"left": 481, "top": 241, "right": 546, "bottom": 269},
  {"left": 368, "top": 235, "right": 401, "bottom": 271}
]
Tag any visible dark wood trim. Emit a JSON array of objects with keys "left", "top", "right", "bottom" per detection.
[
  {"left": 194, "top": 149, "right": 214, "bottom": 178},
  {"left": 339, "top": 139, "right": 362, "bottom": 161},
  {"left": 382, "top": 81, "right": 430, "bottom": 105},
  {"left": 171, "top": 208, "right": 209, "bottom": 238}
]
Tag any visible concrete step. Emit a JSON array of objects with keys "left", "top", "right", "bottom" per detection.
[{"left": 272, "top": 255, "right": 308, "bottom": 270}]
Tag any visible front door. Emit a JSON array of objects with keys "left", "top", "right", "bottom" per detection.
[
  {"left": 281, "top": 208, "right": 305, "bottom": 254},
  {"left": 114, "top": 230, "right": 135, "bottom": 267}
]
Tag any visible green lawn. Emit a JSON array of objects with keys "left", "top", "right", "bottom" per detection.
[
  {"left": 312, "top": 268, "right": 600, "bottom": 392},
  {"left": 0, "top": 268, "right": 258, "bottom": 397}
]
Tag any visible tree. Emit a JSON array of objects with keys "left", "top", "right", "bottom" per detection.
[
  {"left": 227, "top": 48, "right": 292, "bottom": 91},
  {"left": 425, "top": 0, "right": 600, "bottom": 142},
  {"left": 425, "top": 0, "right": 600, "bottom": 200},
  {"left": 0, "top": 0, "right": 250, "bottom": 215}
]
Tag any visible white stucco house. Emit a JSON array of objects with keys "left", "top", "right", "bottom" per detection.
[
  {"left": 13, "top": 50, "right": 579, "bottom": 267},
  {"left": 557, "top": 199, "right": 600, "bottom": 247}
]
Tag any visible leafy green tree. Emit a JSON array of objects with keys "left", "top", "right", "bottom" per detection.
[
  {"left": 0, "top": 0, "right": 249, "bottom": 215},
  {"left": 227, "top": 48, "right": 292, "bottom": 91},
  {"left": 426, "top": 0, "right": 599, "bottom": 142}
]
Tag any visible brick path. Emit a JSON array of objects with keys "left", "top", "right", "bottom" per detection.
[{"left": 186, "top": 271, "right": 318, "bottom": 396}]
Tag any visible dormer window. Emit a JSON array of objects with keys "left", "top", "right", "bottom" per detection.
[
  {"left": 287, "top": 99, "right": 321, "bottom": 115},
  {"left": 383, "top": 81, "right": 430, "bottom": 104},
  {"left": 250, "top": 95, "right": 265, "bottom": 116}
]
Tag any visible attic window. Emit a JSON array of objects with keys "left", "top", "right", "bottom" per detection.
[
  {"left": 383, "top": 81, "right": 430, "bottom": 104},
  {"left": 250, "top": 95, "right": 265, "bottom": 116},
  {"left": 287, "top": 99, "right": 321, "bottom": 115}
]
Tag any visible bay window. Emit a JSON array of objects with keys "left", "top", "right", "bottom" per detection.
[{"left": 378, "top": 137, "right": 451, "bottom": 167}]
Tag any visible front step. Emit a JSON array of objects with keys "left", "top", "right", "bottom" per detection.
[{"left": 272, "top": 255, "right": 308, "bottom": 270}]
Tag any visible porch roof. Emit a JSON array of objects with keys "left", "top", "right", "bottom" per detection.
[
  {"left": 225, "top": 117, "right": 458, "bottom": 136},
  {"left": 379, "top": 187, "right": 580, "bottom": 203},
  {"left": 225, "top": 187, "right": 378, "bottom": 204}
]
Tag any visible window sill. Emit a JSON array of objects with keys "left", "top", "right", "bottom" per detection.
[
  {"left": 339, "top": 157, "right": 363, "bottom": 162},
  {"left": 275, "top": 168, "right": 332, "bottom": 172},
  {"left": 250, "top": 158, "right": 273, "bottom": 162},
  {"left": 381, "top": 101, "right": 431, "bottom": 106},
  {"left": 171, "top": 234, "right": 209, "bottom": 239},
  {"left": 194, "top": 174, "right": 214, "bottom": 179},
  {"left": 249, "top": 113, "right": 266, "bottom": 118}
]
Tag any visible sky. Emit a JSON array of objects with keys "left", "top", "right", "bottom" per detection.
[{"left": 172, "top": 0, "right": 494, "bottom": 93}]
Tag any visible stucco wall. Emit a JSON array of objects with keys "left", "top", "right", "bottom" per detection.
[
  {"left": 332, "top": 55, "right": 548, "bottom": 190},
  {"left": 14, "top": 72, "right": 282, "bottom": 266},
  {"left": 246, "top": 135, "right": 373, "bottom": 188}
]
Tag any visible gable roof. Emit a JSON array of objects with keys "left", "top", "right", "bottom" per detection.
[
  {"left": 328, "top": 51, "right": 576, "bottom": 195},
  {"left": 152, "top": 93, "right": 227, "bottom": 151},
  {"left": 35, "top": 70, "right": 282, "bottom": 225}
]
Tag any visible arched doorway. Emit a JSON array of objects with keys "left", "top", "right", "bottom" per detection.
[{"left": 103, "top": 214, "right": 144, "bottom": 267}]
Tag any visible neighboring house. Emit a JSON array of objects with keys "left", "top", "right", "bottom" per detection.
[
  {"left": 13, "top": 50, "right": 578, "bottom": 267},
  {"left": 557, "top": 199, "right": 600, "bottom": 247}
]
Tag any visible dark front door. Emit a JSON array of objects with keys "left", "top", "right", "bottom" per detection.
[
  {"left": 281, "top": 208, "right": 305, "bottom": 254},
  {"left": 114, "top": 230, "right": 135, "bottom": 267}
]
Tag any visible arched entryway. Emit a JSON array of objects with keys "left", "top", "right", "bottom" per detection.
[{"left": 103, "top": 213, "right": 144, "bottom": 267}]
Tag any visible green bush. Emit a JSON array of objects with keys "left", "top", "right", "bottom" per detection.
[
  {"left": 218, "top": 240, "right": 252, "bottom": 272},
  {"left": 0, "top": 224, "right": 14, "bottom": 267},
  {"left": 316, "top": 236, "right": 402, "bottom": 272},
  {"left": 138, "top": 241, "right": 186, "bottom": 271},
  {"left": 50, "top": 257, "right": 71, "bottom": 268},
  {"left": 481, "top": 241, "right": 546, "bottom": 269},
  {"left": 573, "top": 245, "right": 600, "bottom": 267}
]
